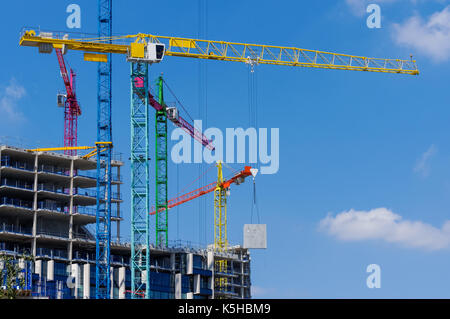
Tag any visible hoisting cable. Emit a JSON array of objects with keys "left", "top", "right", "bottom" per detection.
[
  {"left": 175, "top": 163, "right": 215, "bottom": 197},
  {"left": 162, "top": 79, "right": 195, "bottom": 123},
  {"left": 221, "top": 161, "right": 241, "bottom": 177},
  {"left": 197, "top": 0, "right": 209, "bottom": 245},
  {"left": 247, "top": 54, "right": 259, "bottom": 134},
  {"left": 250, "top": 169, "right": 260, "bottom": 224},
  {"left": 247, "top": 55, "right": 261, "bottom": 224}
]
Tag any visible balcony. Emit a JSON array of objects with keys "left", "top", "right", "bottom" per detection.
[
  {"left": 35, "top": 202, "right": 121, "bottom": 221},
  {"left": 0, "top": 223, "right": 32, "bottom": 236},
  {"left": 73, "top": 232, "right": 95, "bottom": 243},
  {"left": 0, "top": 196, "right": 33, "bottom": 210},
  {"left": 0, "top": 177, "right": 34, "bottom": 191},
  {"left": 72, "top": 250, "right": 94, "bottom": 261},
  {"left": 37, "top": 164, "right": 70, "bottom": 176},
  {"left": 150, "top": 258, "right": 172, "bottom": 270},
  {"left": 1, "top": 157, "right": 34, "bottom": 172},
  {"left": 76, "top": 170, "right": 122, "bottom": 183},
  {"left": 37, "top": 200, "right": 67, "bottom": 213},
  {"left": 36, "top": 247, "right": 68, "bottom": 260},
  {"left": 36, "top": 184, "right": 121, "bottom": 202},
  {"left": 73, "top": 188, "right": 122, "bottom": 201},
  {"left": 73, "top": 188, "right": 96, "bottom": 198},
  {"left": 72, "top": 251, "right": 130, "bottom": 265},
  {"left": 0, "top": 241, "right": 30, "bottom": 256},
  {"left": 36, "top": 229, "right": 69, "bottom": 240},
  {"left": 111, "top": 254, "right": 130, "bottom": 265},
  {"left": 74, "top": 206, "right": 121, "bottom": 219}
]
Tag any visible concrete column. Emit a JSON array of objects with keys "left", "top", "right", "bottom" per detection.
[
  {"left": 207, "top": 251, "right": 214, "bottom": 293},
  {"left": 118, "top": 266, "right": 126, "bottom": 299},
  {"left": 83, "top": 263, "right": 90, "bottom": 299},
  {"left": 71, "top": 263, "right": 80, "bottom": 299},
  {"left": 194, "top": 274, "right": 200, "bottom": 294},
  {"left": 141, "top": 270, "right": 147, "bottom": 287},
  {"left": 57, "top": 280, "right": 64, "bottom": 299},
  {"left": 170, "top": 253, "right": 175, "bottom": 271},
  {"left": 34, "top": 259, "right": 42, "bottom": 276},
  {"left": 68, "top": 159, "right": 74, "bottom": 262},
  {"left": 47, "top": 260, "right": 55, "bottom": 281},
  {"left": 175, "top": 273, "right": 182, "bottom": 299},
  {"left": 110, "top": 267, "right": 114, "bottom": 299},
  {"left": 32, "top": 153, "right": 38, "bottom": 257},
  {"left": 18, "top": 258, "right": 25, "bottom": 269},
  {"left": 207, "top": 251, "right": 214, "bottom": 271},
  {"left": 16, "top": 258, "right": 25, "bottom": 283},
  {"left": 186, "top": 253, "right": 193, "bottom": 274}
]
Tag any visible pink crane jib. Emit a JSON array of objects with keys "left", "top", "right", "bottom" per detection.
[
  {"left": 133, "top": 77, "right": 214, "bottom": 150},
  {"left": 147, "top": 92, "right": 214, "bottom": 151}
]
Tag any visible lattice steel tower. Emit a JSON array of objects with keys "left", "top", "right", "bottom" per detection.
[
  {"left": 155, "top": 76, "right": 168, "bottom": 247},
  {"left": 130, "top": 63, "right": 150, "bottom": 299},
  {"left": 95, "top": 0, "right": 113, "bottom": 299}
]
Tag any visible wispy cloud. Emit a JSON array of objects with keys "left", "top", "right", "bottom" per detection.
[
  {"left": 413, "top": 144, "right": 437, "bottom": 177},
  {"left": 319, "top": 208, "right": 450, "bottom": 251},
  {"left": 392, "top": 6, "right": 450, "bottom": 62},
  {"left": 251, "top": 285, "right": 275, "bottom": 297},
  {"left": 0, "top": 78, "right": 26, "bottom": 121}
]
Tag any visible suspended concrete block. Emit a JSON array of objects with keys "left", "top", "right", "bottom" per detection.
[{"left": 243, "top": 224, "right": 267, "bottom": 249}]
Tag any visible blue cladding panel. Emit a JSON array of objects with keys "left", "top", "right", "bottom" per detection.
[{"left": 193, "top": 268, "right": 212, "bottom": 276}]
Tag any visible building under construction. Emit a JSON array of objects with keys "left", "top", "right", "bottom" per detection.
[{"left": 0, "top": 144, "right": 252, "bottom": 299}]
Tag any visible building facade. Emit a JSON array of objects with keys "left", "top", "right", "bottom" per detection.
[{"left": 0, "top": 145, "right": 251, "bottom": 299}]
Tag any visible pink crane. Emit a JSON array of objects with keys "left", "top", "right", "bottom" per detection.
[{"left": 55, "top": 48, "right": 81, "bottom": 156}]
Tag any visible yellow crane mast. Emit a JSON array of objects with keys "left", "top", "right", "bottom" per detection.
[{"left": 214, "top": 161, "right": 228, "bottom": 295}]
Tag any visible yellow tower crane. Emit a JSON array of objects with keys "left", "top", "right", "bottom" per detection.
[
  {"left": 214, "top": 161, "right": 228, "bottom": 295},
  {"left": 19, "top": 28, "right": 419, "bottom": 298},
  {"left": 20, "top": 29, "right": 418, "bottom": 74}
]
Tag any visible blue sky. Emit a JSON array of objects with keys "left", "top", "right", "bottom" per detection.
[{"left": 1, "top": 0, "right": 450, "bottom": 298}]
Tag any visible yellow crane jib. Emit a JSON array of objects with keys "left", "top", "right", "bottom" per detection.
[
  {"left": 26, "top": 146, "right": 96, "bottom": 153},
  {"left": 19, "top": 28, "right": 419, "bottom": 75},
  {"left": 25, "top": 142, "right": 112, "bottom": 159}
]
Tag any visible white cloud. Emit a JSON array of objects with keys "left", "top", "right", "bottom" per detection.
[
  {"left": 392, "top": 6, "right": 450, "bottom": 62},
  {"left": 319, "top": 208, "right": 450, "bottom": 251},
  {"left": 413, "top": 144, "right": 437, "bottom": 177},
  {"left": 0, "top": 78, "right": 26, "bottom": 121}
]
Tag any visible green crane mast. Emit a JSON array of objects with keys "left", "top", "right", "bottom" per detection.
[{"left": 155, "top": 76, "right": 168, "bottom": 247}]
